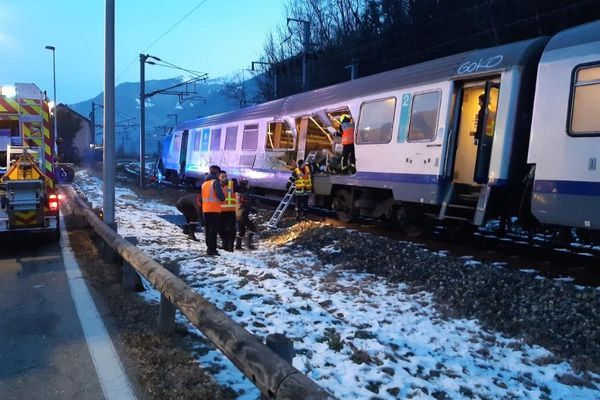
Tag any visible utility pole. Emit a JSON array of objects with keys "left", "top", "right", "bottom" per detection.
[
  {"left": 139, "top": 53, "right": 148, "bottom": 187},
  {"left": 90, "top": 101, "right": 95, "bottom": 145},
  {"left": 104, "top": 0, "right": 115, "bottom": 227},
  {"left": 139, "top": 60, "right": 206, "bottom": 179},
  {"left": 345, "top": 59, "right": 358, "bottom": 80},
  {"left": 287, "top": 18, "right": 310, "bottom": 91},
  {"left": 252, "top": 61, "right": 277, "bottom": 99},
  {"left": 302, "top": 20, "right": 310, "bottom": 91}
]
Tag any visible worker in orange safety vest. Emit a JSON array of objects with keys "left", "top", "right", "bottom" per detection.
[
  {"left": 201, "top": 165, "right": 225, "bottom": 256},
  {"left": 338, "top": 114, "right": 355, "bottom": 174}
]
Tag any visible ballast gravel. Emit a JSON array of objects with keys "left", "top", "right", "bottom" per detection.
[{"left": 267, "top": 220, "right": 600, "bottom": 374}]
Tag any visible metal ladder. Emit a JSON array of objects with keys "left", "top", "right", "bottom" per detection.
[
  {"left": 266, "top": 183, "right": 296, "bottom": 228},
  {"left": 266, "top": 151, "right": 319, "bottom": 228}
]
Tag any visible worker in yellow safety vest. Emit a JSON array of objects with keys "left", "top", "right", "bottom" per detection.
[
  {"left": 218, "top": 170, "right": 240, "bottom": 252},
  {"left": 201, "top": 165, "right": 225, "bottom": 256},
  {"left": 289, "top": 159, "right": 312, "bottom": 221}
]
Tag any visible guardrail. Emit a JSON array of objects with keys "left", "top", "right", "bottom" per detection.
[{"left": 60, "top": 185, "right": 334, "bottom": 400}]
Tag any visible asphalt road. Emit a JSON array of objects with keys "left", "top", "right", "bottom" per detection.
[{"left": 0, "top": 238, "right": 104, "bottom": 400}]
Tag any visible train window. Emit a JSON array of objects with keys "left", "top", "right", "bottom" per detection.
[
  {"left": 266, "top": 121, "right": 294, "bottom": 150},
  {"left": 201, "top": 128, "right": 210, "bottom": 152},
  {"left": 193, "top": 130, "right": 201, "bottom": 151},
  {"left": 224, "top": 126, "right": 238, "bottom": 150},
  {"left": 210, "top": 128, "right": 221, "bottom": 151},
  {"left": 407, "top": 91, "right": 441, "bottom": 142},
  {"left": 242, "top": 124, "right": 259, "bottom": 150},
  {"left": 356, "top": 97, "right": 396, "bottom": 144},
  {"left": 569, "top": 65, "right": 600, "bottom": 136}
]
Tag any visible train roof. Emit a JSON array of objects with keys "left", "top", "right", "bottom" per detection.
[
  {"left": 178, "top": 36, "right": 548, "bottom": 131},
  {"left": 545, "top": 19, "right": 600, "bottom": 52}
]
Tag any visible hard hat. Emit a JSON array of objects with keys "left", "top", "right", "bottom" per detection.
[{"left": 340, "top": 114, "right": 351, "bottom": 123}]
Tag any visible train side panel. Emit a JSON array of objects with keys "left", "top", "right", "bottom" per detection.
[
  {"left": 528, "top": 20, "right": 600, "bottom": 230},
  {"left": 336, "top": 81, "right": 451, "bottom": 205}
]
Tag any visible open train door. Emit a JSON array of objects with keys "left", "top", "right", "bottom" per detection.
[
  {"left": 474, "top": 81, "right": 500, "bottom": 183},
  {"left": 440, "top": 78, "right": 500, "bottom": 226}
]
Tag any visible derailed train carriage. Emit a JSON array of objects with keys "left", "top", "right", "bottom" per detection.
[{"left": 161, "top": 20, "right": 600, "bottom": 240}]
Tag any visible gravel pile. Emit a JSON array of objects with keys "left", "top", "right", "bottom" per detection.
[{"left": 265, "top": 220, "right": 600, "bottom": 373}]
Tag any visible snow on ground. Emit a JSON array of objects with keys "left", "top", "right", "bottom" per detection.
[{"left": 75, "top": 171, "right": 600, "bottom": 400}]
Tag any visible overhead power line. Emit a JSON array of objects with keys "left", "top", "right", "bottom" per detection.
[
  {"left": 116, "top": 0, "right": 209, "bottom": 82},
  {"left": 150, "top": 60, "right": 208, "bottom": 78}
]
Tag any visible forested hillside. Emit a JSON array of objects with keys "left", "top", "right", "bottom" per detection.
[{"left": 256, "top": 0, "right": 600, "bottom": 100}]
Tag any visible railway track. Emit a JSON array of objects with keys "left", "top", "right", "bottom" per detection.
[
  {"left": 253, "top": 190, "right": 600, "bottom": 286},
  {"left": 120, "top": 167, "right": 600, "bottom": 287},
  {"left": 311, "top": 215, "right": 600, "bottom": 287}
]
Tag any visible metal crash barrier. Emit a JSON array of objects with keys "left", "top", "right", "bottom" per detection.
[{"left": 60, "top": 184, "right": 334, "bottom": 400}]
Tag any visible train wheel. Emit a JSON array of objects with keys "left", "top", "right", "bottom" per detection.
[
  {"left": 400, "top": 206, "right": 434, "bottom": 237},
  {"left": 445, "top": 220, "right": 476, "bottom": 237},
  {"left": 402, "top": 218, "right": 434, "bottom": 237},
  {"left": 333, "top": 188, "right": 355, "bottom": 222}
]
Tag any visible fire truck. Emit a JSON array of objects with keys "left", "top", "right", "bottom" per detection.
[{"left": 0, "top": 83, "right": 60, "bottom": 241}]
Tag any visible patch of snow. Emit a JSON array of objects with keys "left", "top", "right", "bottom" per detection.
[
  {"left": 554, "top": 277, "right": 575, "bottom": 283},
  {"left": 74, "top": 170, "right": 600, "bottom": 400}
]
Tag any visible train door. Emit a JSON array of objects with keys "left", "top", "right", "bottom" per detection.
[
  {"left": 474, "top": 82, "right": 500, "bottom": 183},
  {"left": 180, "top": 129, "right": 189, "bottom": 175},
  {"left": 452, "top": 80, "right": 500, "bottom": 185}
]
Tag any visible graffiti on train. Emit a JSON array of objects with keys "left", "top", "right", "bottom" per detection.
[{"left": 458, "top": 55, "right": 504, "bottom": 75}]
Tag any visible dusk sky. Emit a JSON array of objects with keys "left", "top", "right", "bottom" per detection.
[{"left": 0, "top": 0, "right": 286, "bottom": 104}]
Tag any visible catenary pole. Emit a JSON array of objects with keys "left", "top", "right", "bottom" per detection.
[
  {"left": 90, "top": 102, "right": 95, "bottom": 145},
  {"left": 139, "top": 54, "right": 147, "bottom": 187},
  {"left": 103, "top": 0, "right": 115, "bottom": 227},
  {"left": 302, "top": 20, "right": 310, "bottom": 91}
]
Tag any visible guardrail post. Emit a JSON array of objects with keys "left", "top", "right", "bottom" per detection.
[
  {"left": 100, "top": 222, "right": 119, "bottom": 263},
  {"left": 262, "top": 333, "right": 295, "bottom": 399},
  {"left": 158, "top": 263, "right": 180, "bottom": 335},
  {"left": 122, "top": 236, "right": 144, "bottom": 292}
]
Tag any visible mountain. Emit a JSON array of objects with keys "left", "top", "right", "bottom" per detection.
[{"left": 70, "top": 75, "right": 260, "bottom": 157}]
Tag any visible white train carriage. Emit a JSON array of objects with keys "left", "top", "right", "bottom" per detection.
[
  {"left": 165, "top": 36, "right": 549, "bottom": 231},
  {"left": 324, "top": 37, "right": 547, "bottom": 226},
  {"left": 527, "top": 20, "right": 600, "bottom": 234}
]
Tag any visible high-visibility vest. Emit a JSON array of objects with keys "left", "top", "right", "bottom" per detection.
[
  {"left": 341, "top": 121, "right": 354, "bottom": 145},
  {"left": 302, "top": 165, "right": 312, "bottom": 193},
  {"left": 294, "top": 167, "right": 305, "bottom": 192},
  {"left": 221, "top": 180, "right": 237, "bottom": 212},
  {"left": 201, "top": 179, "right": 222, "bottom": 213}
]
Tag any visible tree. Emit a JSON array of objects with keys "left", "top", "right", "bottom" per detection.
[{"left": 258, "top": 0, "right": 600, "bottom": 100}]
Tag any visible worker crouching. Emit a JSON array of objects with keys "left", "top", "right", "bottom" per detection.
[{"left": 175, "top": 193, "right": 203, "bottom": 241}]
